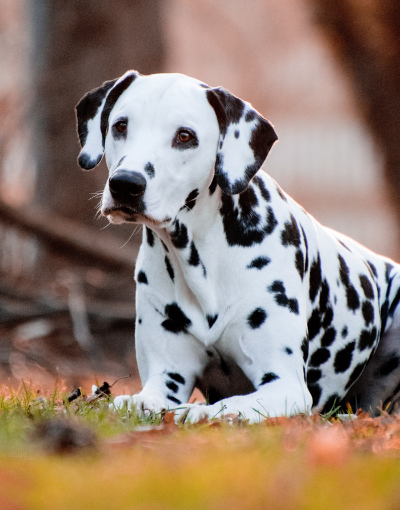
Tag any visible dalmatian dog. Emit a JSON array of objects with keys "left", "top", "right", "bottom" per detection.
[{"left": 76, "top": 70, "right": 400, "bottom": 423}]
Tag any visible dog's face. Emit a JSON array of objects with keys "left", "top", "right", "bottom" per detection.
[{"left": 76, "top": 71, "right": 278, "bottom": 227}]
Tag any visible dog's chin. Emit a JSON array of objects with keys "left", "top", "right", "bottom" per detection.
[{"left": 104, "top": 207, "right": 171, "bottom": 227}]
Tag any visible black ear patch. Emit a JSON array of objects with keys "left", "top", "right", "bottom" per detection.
[
  {"left": 76, "top": 78, "right": 117, "bottom": 148},
  {"left": 75, "top": 70, "right": 139, "bottom": 170},
  {"left": 206, "top": 87, "right": 277, "bottom": 195},
  {"left": 100, "top": 72, "right": 138, "bottom": 145}
]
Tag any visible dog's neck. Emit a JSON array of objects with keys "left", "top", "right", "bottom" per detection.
[{"left": 148, "top": 183, "right": 223, "bottom": 319}]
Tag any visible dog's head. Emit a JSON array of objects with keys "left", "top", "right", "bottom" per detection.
[{"left": 76, "top": 71, "right": 277, "bottom": 226}]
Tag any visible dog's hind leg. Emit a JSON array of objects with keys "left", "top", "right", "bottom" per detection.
[{"left": 344, "top": 269, "right": 400, "bottom": 415}]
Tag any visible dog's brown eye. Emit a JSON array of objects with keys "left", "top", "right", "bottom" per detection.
[
  {"left": 178, "top": 130, "right": 192, "bottom": 143},
  {"left": 115, "top": 121, "right": 127, "bottom": 134}
]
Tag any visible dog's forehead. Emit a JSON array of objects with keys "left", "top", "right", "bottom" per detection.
[{"left": 114, "top": 73, "right": 211, "bottom": 117}]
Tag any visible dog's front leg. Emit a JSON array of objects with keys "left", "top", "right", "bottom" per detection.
[
  {"left": 111, "top": 295, "right": 208, "bottom": 417},
  {"left": 175, "top": 310, "right": 313, "bottom": 423}
]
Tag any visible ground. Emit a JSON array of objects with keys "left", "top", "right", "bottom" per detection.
[{"left": 1, "top": 381, "right": 400, "bottom": 510}]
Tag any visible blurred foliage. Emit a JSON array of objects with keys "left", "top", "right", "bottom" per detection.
[{"left": 0, "top": 385, "right": 400, "bottom": 509}]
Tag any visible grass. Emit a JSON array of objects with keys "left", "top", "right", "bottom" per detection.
[{"left": 1, "top": 381, "right": 400, "bottom": 510}]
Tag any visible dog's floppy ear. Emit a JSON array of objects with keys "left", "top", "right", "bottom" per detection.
[
  {"left": 206, "top": 87, "right": 277, "bottom": 195},
  {"left": 75, "top": 70, "right": 139, "bottom": 170}
]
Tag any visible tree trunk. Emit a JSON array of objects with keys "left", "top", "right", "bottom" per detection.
[
  {"left": 309, "top": 0, "right": 400, "bottom": 245},
  {"left": 32, "top": 0, "right": 165, "bottom": 235}
]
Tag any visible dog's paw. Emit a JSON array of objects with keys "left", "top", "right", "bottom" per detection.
[
  {"left": 110, "top": 393, "right": 166, "bottom": 417},
  {"left": 174, "top": 402, "right": 229, "bottom": 424}
]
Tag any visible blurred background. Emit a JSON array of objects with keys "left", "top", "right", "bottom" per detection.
[{"left": 0, "top": 0, "right": 399, "bottom": 390}]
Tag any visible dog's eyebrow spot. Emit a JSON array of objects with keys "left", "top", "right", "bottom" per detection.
[{"left": 144, "top": 162, "right": 155, "bottom": 179}]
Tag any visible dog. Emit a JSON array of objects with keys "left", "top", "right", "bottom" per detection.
[{"left": 76, "top": 70, "right": 400, "bottom": 422}]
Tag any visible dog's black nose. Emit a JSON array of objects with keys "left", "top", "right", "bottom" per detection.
[{"left": 109, "top": 170, "right": 147, "bottom": 200}]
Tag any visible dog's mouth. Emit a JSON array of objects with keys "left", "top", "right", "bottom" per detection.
[{"left": 104, "top": 205, "right": 171, "bottom": 227}]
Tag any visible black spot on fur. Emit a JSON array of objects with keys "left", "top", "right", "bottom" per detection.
[
  {"left": 252, "top": 176, "right": 271, "bottom": 202},
  {"left": 167, "top": 373, "right": 185, "bottom": 385},
  {"left": 281, "top": 214, "right": 301, "bottom": 248},
  {"left": 342, "top": 326, "right": 348, "bottom": 338},
  {"left": 301, "top": 337, "right": 309, "bottom": 363},
  {"left": 309, "top": 254, "right": 322, "bottom": 302},
  {"left": 285, "top": 347, "right": 293, "bottom": 355},
  {"left": 346, "top": 285, "right": 360, "bottom": 311},
  {"left": 188, "top": 241, "right": 200, "bottom": 266},
  {"left": 338, "top": 254, "right": 350, "bottom": 287},
  {"left": 138, "top": 318, "right": 142, "bottom": 324},
  {"left": 268, "top": 280, "right": 299, "bottom": 315},
  {"left": 209, "top": 176, "right": 218, "bottom": 195},
  {"left": 247, "top": 308, "right": 267, "bottom": 329},
  {"left": 359, "top": 275, "right": 374, "bottom": 300},
  {"left": 309, "top": 348, "right": 330, "bottom": 367},
  {"left": 167, "top": 395, "right": 181, "bottom": 405},
  {"left": 295, "top": 250, "right": 305, "bottom": 280},
  {"left": 276, "top": 184, "right": 287, "bottom": 201},
  {"left": 362, "top": 301, "right": 374, "bottom": 325},
  {"left": 345, "top": 362, "right": 367, "bottom": 390},
  {"left": 307, "top": 368, "right": 322, "bottom": 384},
  {"left": 247, "top": 256, "right": 271, "bottom": 270},
  {"left": 137, "top": 270, "right": 148, "bottom": 284},
  {"left": 206, "top": 350, "right": 213, "bottom": 357},
  {"left": 320, "top": 327, "right": 336, "bottom": 347},
  {"left": 300, "top": 227, "right": 309, "bottom": 273},
  {"left": 162, "top": 303, "right": 192, "bottom": 334},
  {"left": 170, "top": 220, "right": 189, "bottom": 249},
  {"left": 245, "top": 110, "right": 256, "bottom": 122},
  {"left": 260, "top": 372, "right": 280, "bottom": 385},
  {"left": 367, "top": 261, "right": 378, "bottom": 278},
  {"left": 234, "top": 130, "right": 240, "bottom": 138},
  {"left": 161, "top": 240, "right": 169, "bottom": 252},
  {"left": 375, "top": 356, "right": 400, "bottom": 378},
  {"left": 144, "top": 162, "right": 155, "bottom": 179},
  {"left": 166, "top": 381, "right": 179, "bottom": 393},
  {"left": 219, "top": 185, "right": 277, "bottom": 247},
  {"left": 146, "top": 227, "right": 155, "bottom": 247},
  {"left": 207, "top": 314, "right": 218, "bottom": 328},
  {"left": 184, "top": 189, "right": 199, "bottom": 211},
  {"left": 385, "top": 262, "right": 394, "bottom": 283},
  {"left": 358, "top": 327, "right": 377, "bottom": 351},
  {"left": 308, "top": 383, "right": 322, "bottom": 406},
  {"left": 307, "top": 309, "right": 322, "bottom": 341},
  {"left": 319, "top": 280, "right": 330, "bottom": 314},
  {"left": 165, "top": 256, "right": 174, "bottom": 282},
  {"left": 322, "top": 307, "right": 334, "bottom": 329},
  {"left": 334, "top": 341, "right": 355, "bottom": 373},
  {"left": 338, "top": 255, "right": 360, "bottom": 311}
]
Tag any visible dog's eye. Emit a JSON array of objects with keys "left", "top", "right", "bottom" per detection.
[
  {"left": 178, "top": 130, "right": 193, "bottom": 143},
  {"left": 114, "top": 121, "right": 127, "bottom": 134}
]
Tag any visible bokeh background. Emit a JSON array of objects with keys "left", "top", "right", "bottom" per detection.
[{"left": 0, "top": 0, "right": 399, "bottom": 390}]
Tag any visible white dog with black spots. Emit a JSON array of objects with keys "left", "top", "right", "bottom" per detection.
[{"left": 76, "top": 71, "right": 400, "bottom": 423}]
